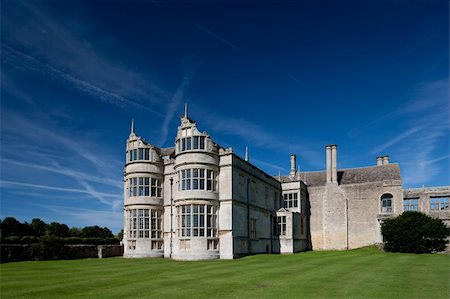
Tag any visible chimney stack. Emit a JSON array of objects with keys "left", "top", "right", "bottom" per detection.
[
  {"left": 326, "top": 144, "right": 338, "bottom": 183},
  {"left": 376, "top": 157, "right": 383, "bottom": 166},
  {"left": 331, "top": 145, "right": 337, "bottom": 183},
  {"left": 383, "top": 156, "right": 389, "bottom": 165},
  {"left": 326, "top": 145, "right": 332, "bottom": 183},
  {"left": 290, "top": 154, "right": 297, "bottom": 177}
]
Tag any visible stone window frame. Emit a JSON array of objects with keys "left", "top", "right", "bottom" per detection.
[
  {"left": 283, "top": 192, "right": 298, "bottom": 209},
  {"left": 128, "top": 177, "right": 162, "bottom": 198},
  {"left": 430, "top": 196, "right": 449, "bottom": 211},
  {"left": 127, "top": 148, "right": 151, "bottom": 162},
  {"left": 177, "top": 204, "right": 217, "bottom": 238},
  {"left": 128, "top": 208, "right": 162, "bottom": 240},
  {"left": 278, "top": 216, "right": 287, "bottom": 236},
  {"left": 380, "top": 193, "right": 393, "bottom": 213},
  {"left": 179, "top": 168, "right": 217, "bottom": 192},
  {"left": 403, "top": 198, "right": 419, "bottom": 211},
  {"left": 179, "top": 136, "right": 206, "bottom": 152},
  {"left": 250, "top": 218, "right": 257, "bottom": 239}
]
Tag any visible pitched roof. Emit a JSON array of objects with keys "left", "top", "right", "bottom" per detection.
[
  {"left": 159, "top": 147, "right": 175, "bottom": 157},
  {"left": 277, "top": 164, "right": 401, "bottom": 187}
]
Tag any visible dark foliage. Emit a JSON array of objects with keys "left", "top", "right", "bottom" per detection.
[
  {"left": 30, "top": 218, "right": 47, "bottom": 236},
  {"left": 46, "top": 222, "right": 69, "bottom": 238},
  {"left": 381, "top": 211, "right": 450, "bottom": 253},
  {"left": 1, "top": 217, "right": 117, "bottom": 244},
  {"left": 28, "top": 235, "right": 65, "bottom": 260},
  {"left": 81, "top": 226, "right": 114, "bottom": 239}
]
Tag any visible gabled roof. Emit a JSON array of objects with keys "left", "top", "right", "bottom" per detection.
[
  {"left": 277, "top": 164, "right": 401, "bottom": 187},
  {"left": 160, "top": 147, "right": 175, "bottom": 157}
]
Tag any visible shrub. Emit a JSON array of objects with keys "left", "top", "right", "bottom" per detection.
[
  {"left": 20, "top": 236, "right": 39, "bottom": 244},
  {"left": 3, "top": 236, "right": 20, "bottom": 244},
  {"left": 381, "top": 211, "right": 450, "bottom": 253},
  {"left": 28, "top": 236, "right": 65, "bottom": 260}
]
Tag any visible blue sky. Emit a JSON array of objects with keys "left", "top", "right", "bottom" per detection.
[{"left": 1, "top": 0, "right": 448, "bottom": 233}]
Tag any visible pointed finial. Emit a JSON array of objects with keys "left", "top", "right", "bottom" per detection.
[
  {"left": 131, "top": 118, "right": 135, "bottom": 134},
  {"left": 184, "top": 103, "right": 188, "bottom": 118},
  {"left": 278, "top": 170, "right": 281, "bottom": 181},
  {"left": 245, "top": 145, "right": 249, "bottom": 162}
]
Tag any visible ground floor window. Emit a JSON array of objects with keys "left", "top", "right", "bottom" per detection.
[
  {"left": 151, "top": 240, "right": 163, "bottom": 250},
  {"left": 404, "top": 198, "right": 419, "bottom": 211},
  {"left": 128, "top": 208, "right": 162, "bottom": 239},
  {"left": 250, "top": 218, "right": 256, "bottom": 239},
  {"left": 128, "top": 240, "right": 136, "bottom": 250},
  {"left": 278, "top": 216, "right": 286, "bottom": 236},
  {"left": 178, "top": 204, "right": 217, "bottom": 237},
  {"left": 207, "top": 239, "right": 219, "bottom": 250}
]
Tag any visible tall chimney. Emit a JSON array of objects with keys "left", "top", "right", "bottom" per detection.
[
  {"left": 290, "top": 154, "right": 297, "bottom": 177},
  {"left": 377, "top": 157, "right": 383, "bottom": 166},
  {"left": 383, "top": 156, "right": 389, "bottom": 165},
  {"left": 326, "top": 145, "right": 332, "bottom": 183},
  {"left": 331, "top": 145, "right": 337, "bottom": 183}
]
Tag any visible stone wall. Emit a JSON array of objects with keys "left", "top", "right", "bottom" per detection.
[
  {"left": 0, "top": 244, "right": 123, "bottom": 263},
  {"left": 308, "top": 179, "right": 403, "bottom": 250}
]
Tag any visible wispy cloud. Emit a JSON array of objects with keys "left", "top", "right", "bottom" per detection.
[
  {"left": 362, "top": 79, "right": 449, "bottom": 186},
  {"left": 196, "top": 110, "right": 323, "bottom": 169},
  {"left": 196, "top": 24, "right": 242, "bottom": 51},
  {"left": 0, "top": 180, "right": 121, "bottom": 201},
  {"left": 2, "top": 0, "right": 170, "bottom": 113},
  {"left": 370, "top": 126, "right": 422, "bottom": 154},
  {"left": 2, "top": 44, "right": 164, "bottom": 117},
  {"left": 159, "top": 59, "right": 202, "bottom": 145}
]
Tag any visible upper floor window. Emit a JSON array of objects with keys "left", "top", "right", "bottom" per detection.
[
  {"left": 430, "top": 196, "right": 449, "bottom": 211},
  {"left": 283, "top": 192, "right": 298, "bottom": 208},
  {"left": 128, "top": 177, "right": 161, "bottom": 197},
  {"left": 404, "top": 198, "right": 419, "bottom": 211},
  {"left": 179, "top": 136, "right": 206, "bottom": 152},
  {"left": 128, "top": 148, "right": 150, "bottom": 162},
  {"left": 381, "top": 194, "right": 393, "bottom": 213},
  {"left": 179, "top": 169, "right": 217, "bottom": 191}
]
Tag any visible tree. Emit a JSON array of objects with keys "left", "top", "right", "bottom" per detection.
[
  {"left": 46, "top": 222, "right": 69, "bottom": 238},
  {"left": 381, "top": 211, "right": 450, "bottom": 253},
  {"left": 0, "top": 217, "right": 26, "bottom": 238},
  {"left": 117, "top": 229, "right": 123, "bottom": 240},
  {"left": 68, "top": 227, "right": 82, "bottom": 237},
  {"left": 31, "top": 218, "right": 47, "bottom": 237},
  {"left": 81, "top": 226, "right": 113, "bottom": 239}
]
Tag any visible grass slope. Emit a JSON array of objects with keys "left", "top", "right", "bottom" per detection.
[{"left": 0, "top": 247, "right": 448, "bottom": 298}]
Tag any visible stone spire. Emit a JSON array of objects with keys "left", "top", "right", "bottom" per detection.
[
  {"left": 130, "top": 118, "right": 135, "bottom": 134},
  {"left": 184, "top": 103, "right": 188, "bottom": 118},
  {"left": 245, "top": 146, "right": 249, "bottom": 162}
]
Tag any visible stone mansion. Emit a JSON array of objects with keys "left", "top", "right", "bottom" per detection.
[{"left": 122, "top": 108, "right": 450, "bottom": 259}]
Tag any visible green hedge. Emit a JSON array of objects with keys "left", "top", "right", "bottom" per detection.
[{"left": 1, "top": 236, "right": 120, "bottom": 245}]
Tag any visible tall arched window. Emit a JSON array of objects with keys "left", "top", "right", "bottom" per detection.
[{"left": 381, "top": 194, "right": 393, "bottom": 213}]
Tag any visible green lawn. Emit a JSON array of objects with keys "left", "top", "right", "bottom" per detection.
[{"left": 1, "top": 247, "right": 448, "bottom": 298}]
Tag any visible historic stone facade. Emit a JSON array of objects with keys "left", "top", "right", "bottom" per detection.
[{"left": 122, "top": 109, "right": 450, "bottom": 259}]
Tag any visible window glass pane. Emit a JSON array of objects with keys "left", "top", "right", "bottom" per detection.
[
  {"left": 186, "top": 137, "right": 191, "bottom": 150},
  {"left": 200, "top": 136, "right": 205, "bottom": 149},
  {"left": 193, "top": 136, "right": 199, "bottom": 149}
]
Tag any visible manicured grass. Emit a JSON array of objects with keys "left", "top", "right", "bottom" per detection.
[{"left": 1, "top": 247, "right": 448, "bottom": 298}]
